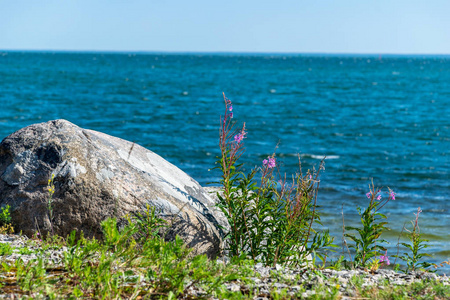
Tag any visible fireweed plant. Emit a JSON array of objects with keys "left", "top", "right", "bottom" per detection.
[
  {"left": 215, "top": 93, "right": 334, "bottom": 267},
  {"left": 393, "top": 207, "right": 435, "bottom": 273},
  {"left": 344, "top": 183, "right": 394, "bottom": 268}
]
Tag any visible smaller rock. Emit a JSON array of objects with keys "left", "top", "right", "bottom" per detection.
[{"left": 229, "top": 283, "right": 240, "bottom": 292}]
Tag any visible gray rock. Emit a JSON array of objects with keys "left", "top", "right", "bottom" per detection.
[
  {"left": 230, "top": 283, "right": 241, "bottom": 292},
  {"left": 0, "top": 120, "right": 228, "bottom": 258}
]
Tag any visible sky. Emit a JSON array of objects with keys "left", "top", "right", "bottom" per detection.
[{"left": 1, "top": 0, "right": 449, "bottom": 54}]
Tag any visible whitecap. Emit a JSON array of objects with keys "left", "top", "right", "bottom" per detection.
[{"left": 308, "top": 154, "right": 340, "bottom": 160}]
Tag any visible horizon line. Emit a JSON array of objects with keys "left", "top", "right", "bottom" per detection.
[{"left": 1, "top": 48, "right": 450, "bottom": 57}]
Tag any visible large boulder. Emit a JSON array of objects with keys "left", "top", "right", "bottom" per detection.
[{"left": 0, "top": 120, "right": 227, "bottom": 258}]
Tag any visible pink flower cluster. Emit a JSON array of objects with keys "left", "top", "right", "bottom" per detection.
[
  {"left": 390, "top": 191, "right": 396, "bottom": 200},
  {"left": 227, "top": 98, "right": 233, "bottom": 118},
  {"left": 366, "top": 191, "right": 381, "bottom": 201},
  {"left": 379, "top": 251, "right": 390, "bottom": 265},
  {"left": 263, "top": 157, "right": 276, "bottom": 169},
  {"left": 234, "top": 128, "right": 246, "bottom": 144},
  {"left": 366, "top": 190, "right": 383, "bottom": 200}
]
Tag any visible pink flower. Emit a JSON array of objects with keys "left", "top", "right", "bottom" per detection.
[
  {"left": 366, "top": 192, "right": 371, "bottom": 199},
  {"left": 269, "top": 158, "right": 276, "bottom": 168},
  {"left": 233, "top": 129, "right": 246, "bottom": 144},
  {"left": 379, "top": 251, "right": 390, "bottom": 265},
  {"left": 229, "top": 112, "right": 233, "bottom": 118},
  {"left": 263, "top": 157, "right": 276, "bottom": 169},
  {"left": 229, "top": 105, "right": 233, "bottom": 112},
  {"left": 390, "top": 191, "right": 396, "bottom": 200},
  {"left": 377, "top": 194, "right": 382, "bottom": 200}
]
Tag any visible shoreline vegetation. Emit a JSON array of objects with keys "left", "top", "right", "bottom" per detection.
[
  {"left": 0, "top": 94, "right": 449, "bottom": 299},
  {"left": 0, "top": 230, "right": 449, "bottom": 299}
]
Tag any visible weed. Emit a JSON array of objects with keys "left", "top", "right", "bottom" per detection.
[
  {"left": 131, "top": 203, "right": 167, "bottom": 243},
  {"left": 0, "top": 205, "right": 14, "bottom": 234},
  {"left": 17, "top": 247, "right": 34, "bottom": 255},
  {"left": 368, "top": 258, "right": 380, "bottom": 273},
  {"left": 0, "top": 243, "right": 14, "bottom": 256},
  {"left": 3, "top": 209, "right": 254, "bottom": 299},
  {"left": 348, "top": 274, "right": 365, "bottom": 294},
  {"left": 47, "top": 173, "right": 55, "bottom": 236},
  {"left": 344, "top": 182, "right": 394, "bottom": 268},
  {"left": 327, "top": 255, "right": 345, "bottom": 271},
  {"left": 393, "top": 207, "right": 436, "bottom": 273},
  {"left": 355, "top": 278, "right": 450, "bottom": 300},
  {"left": 16, "top": 257, "right": 48, "bottom": 293},
  {"left": 0, "top": 205, "right": 12, "bottom": 225}
]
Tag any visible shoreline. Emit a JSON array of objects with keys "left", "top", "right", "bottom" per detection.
[
  {"left": 2, "top": 233, "right": 449, "bottom": 299},
  {"left": 204, "top": 186, "right": 450, "bottom": 276}
]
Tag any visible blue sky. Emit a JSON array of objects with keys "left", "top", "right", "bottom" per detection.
[{"left": 1, "top": 0, "right": 449, "bottom": 54}]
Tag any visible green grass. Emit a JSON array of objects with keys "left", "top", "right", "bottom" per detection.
[
  {"left": 1, "top": 217, "right": 448, "bottom": 299},
  {"left": 0, "top": 243, "right": 14, "bottom": 256},
  {"left": 0, "top": 214, "right": 256, "bottom": 299},
  {"left": 344, "top": 278, "right": 450, "bottom": 300}
]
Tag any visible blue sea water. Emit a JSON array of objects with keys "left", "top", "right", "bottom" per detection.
[{"left": 0, "top": 51, "right": 449, "bottom": 271}]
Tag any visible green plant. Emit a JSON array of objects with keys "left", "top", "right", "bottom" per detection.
[
  {"left": 393, "top": 207, "right": 436, "bottom": 273},
  {"left": 348, "top": 277, "right": 450, "bottom": 300},
  {"left": 40, "top": 233, "right": 66, "bottom": 251},
  {"left": 17, "top": 247, "right": 34, "bottom": 255},
  {"left": 215, "top": 94, "right": 332, "bottom": 267},
  {"left": 328, "top": 255, "right": 345, "bottom": 271},
  {"left": 0, "top": 205, "right": 14, "bottom": 234},
  {"left": 0, "top": 243, "right": 14, "bottom": 256},
  {"left": 16, "top": 256, "right": 49, "bottom": 293},
  {"left": 0, "top": 205, "right": 11, "bottom": 225},
  {"left": 47, "top": 173, "right": 55, "bottom": 236},
  {"left": 344, "top": 183, "right": 394, "bottom": 268},
  {"left": 309, "top": 230, "right": 337, "bottom": 268},
  {"left": 56, "top": 211, "right": 255, "bottom": 299},
  {"left": 368, "top": 258, "right": 380, "bottom": 273},
  {"left": 132, "top": 203, "right": 167, "bottom": 243}
]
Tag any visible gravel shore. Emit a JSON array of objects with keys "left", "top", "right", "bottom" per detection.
[{"left": 1, "top": 234, "right": 449, "bottom": 299}]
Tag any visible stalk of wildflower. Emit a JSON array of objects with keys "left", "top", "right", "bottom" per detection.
[
  {"left": 345, "top": 182, "right": 394, "bottom": 267},
  {"left": 260, "top": 156, "right": 276, "bottom": 186},
  {"left": 47, "top": 174, "right": 55, "bottom": 236},
  {"left": 298, "top": 161, "right": 326, "bottom": 265},
  {"left": 219, "top": 94, "right": 246, "bottom": 194},
  {"left": 393, "top": 207, "right": 434, "bottom": 272},
  {"left": 218, "top": 93, "right": 250, "bottom": 256},
  {"left": 414, "top": 207, "right": 421, "bottom": 227}
]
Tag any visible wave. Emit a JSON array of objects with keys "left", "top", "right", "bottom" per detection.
[{"left": 302, "top": 154, "right": 340, "bottom": 160}]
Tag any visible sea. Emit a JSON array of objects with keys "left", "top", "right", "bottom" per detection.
[{"left": 0, "top": 51, "right": 449, "bottom": 272}]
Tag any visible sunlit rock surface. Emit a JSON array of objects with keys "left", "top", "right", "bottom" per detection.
[{"left": 0, "top": 120, "right": 227, "bottom": 257}]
